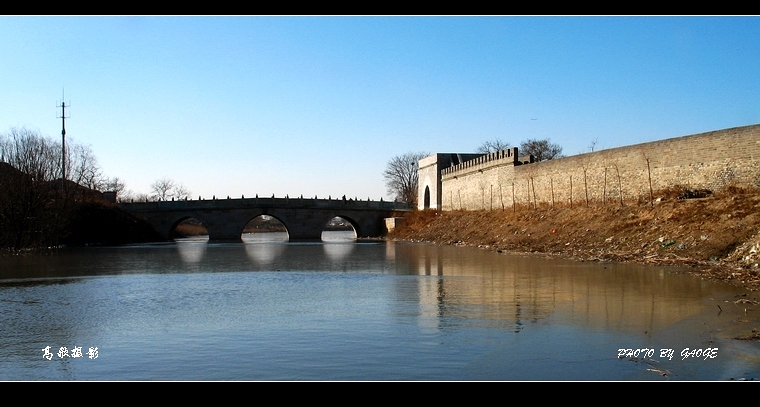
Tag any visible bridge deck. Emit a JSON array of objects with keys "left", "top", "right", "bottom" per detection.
[{"left": 119, "top": 197, "right": 410, "bottom": 211}]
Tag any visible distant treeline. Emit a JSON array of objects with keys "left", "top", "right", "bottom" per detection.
[{"left": 0, "top": 128, "right": 160, "bottom": 250}]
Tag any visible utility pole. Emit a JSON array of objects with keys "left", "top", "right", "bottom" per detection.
[{"left": 57, "top": 91, "right": 70, "bottom": 180}]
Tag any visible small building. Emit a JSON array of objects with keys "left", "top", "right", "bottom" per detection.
[{"left": 417, "top": 153, "right": 483, "bottom": 210}]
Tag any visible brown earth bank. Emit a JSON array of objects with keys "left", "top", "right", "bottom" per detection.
[{"left": 388, "top": 185, "right": 760, "bottom": 293}]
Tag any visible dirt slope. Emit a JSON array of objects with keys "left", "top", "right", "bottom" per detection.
[{"left": 389, "top": 186, "right": 760, "bottom": 292}]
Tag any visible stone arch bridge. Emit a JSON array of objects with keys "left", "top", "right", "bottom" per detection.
[{"left": 119, "top": 196, "right": 411, "bottom": 242}]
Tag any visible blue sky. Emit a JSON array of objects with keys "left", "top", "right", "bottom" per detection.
[{"left": 1, "top": 16, "right": 759, "bottom": 200}]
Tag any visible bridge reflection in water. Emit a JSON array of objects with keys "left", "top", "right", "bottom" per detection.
[{"left": 119, "top": 196, "right": 410, "bottom": 242}]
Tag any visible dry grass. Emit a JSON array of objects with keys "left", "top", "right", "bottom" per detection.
[{"left": 173, "top": 219, "right": 208, "bottom": 237}]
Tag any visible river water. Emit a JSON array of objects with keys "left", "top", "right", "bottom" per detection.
[{"left": 1, "top": 231, "right": 759, "bottom": 381}]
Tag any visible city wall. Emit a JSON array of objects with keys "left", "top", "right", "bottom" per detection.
[{"left": 432, "top": 124, "right": 760, "bottom": 211}]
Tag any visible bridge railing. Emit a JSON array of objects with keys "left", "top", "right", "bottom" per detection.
[{"left": 118, "top": 196, "right": 411, "bottom": 211}]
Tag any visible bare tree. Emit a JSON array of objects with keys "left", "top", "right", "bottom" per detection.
[
  {"left": 0, "top": 128, "right": 59, "bottom": 182},
  {"left": 119, "top": 189, "right": 149, "bottom": 203},
  {"left": 0, "top": 127, "right": 126, "bottom": 249},
  {"left": 476, "top": 138, "right": 511, "bottom": 154},
  {"left": 150, "top": 178, "right": 176, "bottom": 201},
  {"left": 0, "top": 128, "right": 60, "bottom": 248},
  {"left": 150, "top": 177, "right": 190, "bottom": 201},
  {"left": 589, "top": 137, "right": 599, "bottom": 152},
  {"left": 519, "top": 138, "right": 563, "bottom": 162},
  {"left": 68, "top": 143, "right": 103, "bottom": 190},
  {"left": 101, "top": 176, "right": 126, "bottom": 196},
  {"left": 0, "top": 128, "right": 102, "bottom": 248},
  {"left": 173, "top": 183, "right": 190, "bottom": 201},
  {"left": 383, "top": 151, "right": 429, "bottom": 205}
]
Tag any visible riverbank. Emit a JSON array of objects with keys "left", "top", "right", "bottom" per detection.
[{"left": 389, "top": 186, "right": 760, "bottom": 292}]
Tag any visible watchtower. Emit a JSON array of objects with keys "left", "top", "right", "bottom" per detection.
[{"left": 417, "top": 153, "right": 482, "bottom": 210}]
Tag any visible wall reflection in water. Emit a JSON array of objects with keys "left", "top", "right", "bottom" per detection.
[{"left": 385, "top": 241, "right": 714, "bottom": 335}]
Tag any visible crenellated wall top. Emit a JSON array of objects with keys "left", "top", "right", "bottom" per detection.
[{"left": 441, "top": 147, "right": 520, "bottom": 178}]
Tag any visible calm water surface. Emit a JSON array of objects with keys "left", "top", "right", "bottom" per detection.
[{"left": 1, "top": 231, "right": 759, "bottom": 381}]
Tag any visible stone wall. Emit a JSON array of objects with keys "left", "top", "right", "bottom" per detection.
[{"left": 438, "top": 124, "right": 760, "bottom": 211}]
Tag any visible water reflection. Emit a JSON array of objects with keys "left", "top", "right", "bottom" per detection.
[
  {"left": 322, "top": 243, "right": 355, "bottom": 261},
  {"left": 0, "top": 239, "right": 757, "bottom": 380},
  {"left": 386, "top": 241, "right": 713, "bottom": 335},
  {"left": 241, "top": 231, "right": 289, "bottom": 244},
  {"left": 320, "top": 230, "right": 357, "bottom": 261},
  {"left": 175, "top": 239, "right": 208, "bottom": 264},
  {"left": 321, "top": 229, "right": 356, "bottom": 242},
  {"left": 244, "top": 242, "right": 286, "bottom": 265}
]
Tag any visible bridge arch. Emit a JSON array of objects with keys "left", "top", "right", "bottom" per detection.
[
  {"left": 241, "top": 214, "right": 289, "bottom": 242},
  {"left": 423, "top": 186, "right": 431, "bottom": 209},
  {"left": 169, "top": 216, "right": 210, "bottom": 241},
  {"left": 321, "top": 215, "right": 358, "bottom": 241}
]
